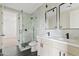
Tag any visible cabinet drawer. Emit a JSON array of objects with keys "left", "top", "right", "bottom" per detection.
[
  {"left": 68, "top": 45, "right": 79, "bottom": 56},
  {"left": 53, "top": 41, "right": 67, "bottom": 51},
  {"left": 43, "top": 39, "right": 67, "bottom": 52}
]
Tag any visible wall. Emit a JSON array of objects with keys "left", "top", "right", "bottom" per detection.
[
  {"left": 32, "top": 3, "right": 79, "bottom": 40},
  {"left": 70, "top": 9, "right": 79, "bottom": 28},
  {"left": 0, "top": 5, "right": 3, "bottom": 49},
  {"left": 32, "top": 3, "right": 58, "bottom": 36},
  {"left": 0, "top": 5, "right": 3, "bottom": 35},
  {"left": 60, "top": 7, "right": 79, "bottom": 29},
  {"left": 60, "top": 6, "right": 79, "bottom": 39}
]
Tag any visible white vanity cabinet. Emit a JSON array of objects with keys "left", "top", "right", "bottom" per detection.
[
  {"left": 37, "top": 37, "right": 68, "bottom": 56},
  {"left": 52, "top": 41, "right": 67, "bottom": 56},
  {"left": 37, "top": 37, "right": 50, "bottom": 56}
]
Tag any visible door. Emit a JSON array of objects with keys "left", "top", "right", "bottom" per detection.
[
  {"left": 2, "top": 8, "right": 17, "bottom": 56},
  {"left": 0, "top": 5, "right": 3, "bottom": 55},
  {"left": 17, "top": 11, "right": 32, "bottom": 51}
]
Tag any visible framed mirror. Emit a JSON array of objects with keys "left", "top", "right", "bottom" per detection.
[
  {"left": 45, "top": 7, "right": 57, "bottom": 29},
  {"left": 59, "top": 3, "right": 79, "bottom": 29}
]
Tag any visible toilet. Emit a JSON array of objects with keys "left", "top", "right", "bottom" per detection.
[{"left": 29, "top": 41, "right": 37, "bottom": 52}]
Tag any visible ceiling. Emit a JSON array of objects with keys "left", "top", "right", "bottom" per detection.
[{"left": 3, "top": 3, "right": 43, "bottom": 14}]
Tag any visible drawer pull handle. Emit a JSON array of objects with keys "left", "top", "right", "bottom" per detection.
[
  {"left": 59, "top": 51, "right": 61, "bottom": 56},
  {"left": 63, "top": 53, "right": 65, "bottom": 56}
]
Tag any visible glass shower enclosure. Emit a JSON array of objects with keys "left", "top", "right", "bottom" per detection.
[{"left": 17, "top": 10, "right": 35, "bottom": 51}]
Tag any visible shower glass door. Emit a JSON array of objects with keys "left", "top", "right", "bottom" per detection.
[{"left": 17, "top": 11, "right": 34, "bottom": 51}]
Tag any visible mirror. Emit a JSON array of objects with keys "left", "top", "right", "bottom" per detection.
[
  {"left": 59, "top": 3, "right": 79, "bottom": 29},
  {"left": 45, "top": 7, "right": 57, "bottom": 29}
]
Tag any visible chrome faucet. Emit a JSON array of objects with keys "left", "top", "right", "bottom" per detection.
[{"left": 66, "top": 33, "right": 69, "bottom": 39}]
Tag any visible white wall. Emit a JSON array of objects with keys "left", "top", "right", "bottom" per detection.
[
  {"left": 0, "top": 5, "right": 3, "bottom": 35},
  {"left": 60, "top": 7, "right": 79, "bottom": 29},
  {"left": 32, "top": 3, "right": 58, "bottom": 36},
  {"left": 60, "top": 7, "right": 79, "bottom": 39},
  {"left": 3, "top": 8, "right": 17, "bottom": 38},
  {"left": 70, "top": 9, "right": 79, "bottom": 28},
  {"left": 32, "top": 3, "right": 79, "bottom": 40},
  {"left": 0, "top": 5, "right": 3, "bottom": 49}
]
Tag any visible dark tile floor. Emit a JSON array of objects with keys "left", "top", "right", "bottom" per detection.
[
  {"left": 17, "top": 48, "right": 37, "bottom": 56},
  {"left": 0, "top": 47, "right": 37, "bottom": 56}
]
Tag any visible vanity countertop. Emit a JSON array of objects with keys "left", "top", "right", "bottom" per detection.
[{"left": 37, "top": 36, "right": 79, "bottom": 48}]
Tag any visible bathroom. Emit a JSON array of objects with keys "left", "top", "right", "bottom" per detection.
[{"left": 0, "top": 2, "right": 79, "bottom": 56}]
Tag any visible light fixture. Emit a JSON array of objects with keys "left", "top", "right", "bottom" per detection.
[
  {"left": 45, "top": 3, "right": 48, "bottom": 8},
  {"left": 67, "top": 3, "right": 72, "bottom": 8},
  {"left": 53, "top": 9, "right": 54, "bottom": 12}
]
